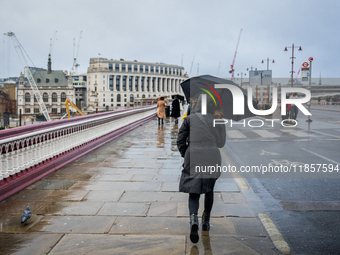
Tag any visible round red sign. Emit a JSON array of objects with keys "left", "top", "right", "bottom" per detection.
[{"left": 308, "top": 57, "right": 313, "bottom": 62}]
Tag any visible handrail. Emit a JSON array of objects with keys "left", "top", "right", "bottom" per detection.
[
  {"left": 0, "top": 105, "right": 157, "bottom": 200},
  {"left": 0, "top": 105, "right": 156, "bottom": 144}
]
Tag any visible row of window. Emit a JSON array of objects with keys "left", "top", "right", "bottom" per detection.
[
  {"left": 37, "top": 78, "right": 59, "bottom": 83},
  {"left": 108, "top": 63, "right": 183, "bottom": 76},
  {"left": 92, "top": 76, "right": 181, "bottom": 92},
  {"left": 25, "top": 108, "right": 66, "bottom": 114},
  {"left": 25, "top": 92, "right": 67, "bottom": 103}
]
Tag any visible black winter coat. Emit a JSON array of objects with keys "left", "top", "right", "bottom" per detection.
[
  {"left": 171, "top": 99, "right": 181, "bottom": 118},
  {"left": 177, "top": 113, "right": 226, "bottom": 194}
]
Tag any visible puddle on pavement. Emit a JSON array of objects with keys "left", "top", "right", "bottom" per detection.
[
  {"left": 33, "top": 180, "right": 77, "bottom": 190},
  {"left": 0, "top": 234, "right": 27, "bottom": 254}
]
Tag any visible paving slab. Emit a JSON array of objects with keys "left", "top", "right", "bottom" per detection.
[
  {"left": 8, "top": 189, "right": 54, "bottom": 201},
  {"left": 158, "top": 168, "right": 182, "bottom": 175},
  {"left": 43, "top": 190, "right": 89, "bottom": 202},
  {"left": 131, "top": 174, "right": 155, "bottom": 181},
  {"left": 0, "top": 233, "right": 63, "bottom": 255},
  {"left": 222, "top": 192, "right": 247, "bottom": 204},
  {"left": 82, "top": 190, "right": 123, "bottom": 202},
  {"left": 33, "top": 180, "right": 78, "bottom": 190},
  {"left": 29, "top": 216, "right": 116, "bottom": 234},
  {"left": 97, "top": 202, "right": 149, "bottom": 216},
  {"left": 85, "top": 167, "right": 120, "bottom": 175},
  {"left": 49, "top": 234, "right": 186, "bottom": 255},
  {"left": 152, "top": 174, "right": 179, "bottom": 182},
  {"left": 0, "top": 201, "right": 47, "bottom": 216},
  {"left": 127, "top": 168, "right": 159, "bottom": 175},
  {"left": 100, "top": 162, "right": 136, "bottom": 168},
  {"left": 119, "top": 191, "right": 177, "bottom": 202},
  {"left": 36, "top": 202, "right": 103, "bottom": 216},
  {"left": 186, "top": 236, "right": 260, "bottom": 255},
  {"left": 161, "top": 181, "right": 179, "bottom": 192},
  {"left": 214, "top": 182, "right": 240, "bottom": 192},
  {"left": 148, "top": 202, "right": 178, "bottom": 217},
  {"left": 94, "top": 174, "right": 134, "bottom": 181},
  {"left": 0, "top": 215, "right": 43, "bottom": 233},
  {"left": 44, "top": 172, "right": 96, "bottom": 181},
  {"left": 71, "top": 181, "right": 161, "bottom": 191}
]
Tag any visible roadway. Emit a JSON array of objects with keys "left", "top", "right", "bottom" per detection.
[{"left": 223, "top": 105, "right": 340, "bottom": 254}]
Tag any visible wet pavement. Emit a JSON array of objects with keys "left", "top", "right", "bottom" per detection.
[{"left": 0, "top": 118, "right": 281, "bottom": 255}]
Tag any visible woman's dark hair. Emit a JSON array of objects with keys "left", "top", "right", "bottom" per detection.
[{"left": 160, "top": 97, "right": 164, "bottom": 100}]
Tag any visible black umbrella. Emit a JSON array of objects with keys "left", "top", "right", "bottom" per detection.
[
  {"left": 171, "top": 94, "right": 185, "bottom": 101},
  {"left": 180, "top": 75, "right": 258, "bottom": 120}
]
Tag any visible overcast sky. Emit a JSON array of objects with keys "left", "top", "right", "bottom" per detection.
[{"left": 1, "top": 0, "right": 339, "bottom": 81}]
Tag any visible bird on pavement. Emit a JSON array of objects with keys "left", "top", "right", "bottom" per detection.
[{"left": 21, "top": 206, "right": 31, "bottom": 224}]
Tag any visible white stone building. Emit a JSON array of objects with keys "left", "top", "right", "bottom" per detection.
[
  {"left": 86, "top": 58, "right": 188, "bottom": 111},
  {"left": 17, "top": 57, "right": 76, "bottom": 116}
]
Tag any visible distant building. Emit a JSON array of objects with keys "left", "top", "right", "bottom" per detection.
[
  {"left": 0, "top": 81, "right": 16, "bottom": 100},
  {"left": 86, "top": 58, "right": 188, "bottom": 111},
  {"left": 17, "top": 56, "right": 75, "bottom": 116},
  {"left": 68, "top": 73, "right": 87, "bottom": 109},
  {"left": 0, "top": 91, "right": 16, "bottom": 116}
]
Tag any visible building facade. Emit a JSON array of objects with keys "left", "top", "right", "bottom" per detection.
[
  {"left": 69, "top": 74, "right": 87, "bottom": 109},
  {"left": 0, "top": 81, "right": 16, "bottom": 100},
  {"left": 86, "top": 58, "right": 188, "bottom": 111},
  {"left": 0, "top": 91, "right": 16, "bottom": 116},
  {"left": 17, "top": 57, "right": 75, "bottom": 116}
]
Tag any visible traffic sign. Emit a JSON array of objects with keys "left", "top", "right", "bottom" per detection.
[
  {"left": 302, "top": 62, "right": 309, "bottom": 68},
  {"left": 308, "top": 57, "right": 313, "bottom": 62}
]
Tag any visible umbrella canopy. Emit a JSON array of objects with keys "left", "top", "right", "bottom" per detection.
[
  {"left": 156, "top": 95, "right": 168, "bottom": 100},
  {"left": 171, "top": 94, "right": 185, "bottom": 101},
  {"left": 180, "top": 75, "right": 258, "bottom": 120}
]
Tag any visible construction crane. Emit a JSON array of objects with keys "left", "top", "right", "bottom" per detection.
[
  {"left": 229, "top": 28, "right": 243, "bottom": 81},
  {"left": 61, "top": 98, "right": 86, "bottom": 119},
  {"left": 72, "top": 31, "right": 82, "bottom": 74},
  {"left": 4, "top": 32, "right": 51, "bottom": 121}
]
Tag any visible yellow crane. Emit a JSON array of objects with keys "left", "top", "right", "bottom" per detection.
[{"left": 61, "top": 98, "right": 85, "bottom": 119}]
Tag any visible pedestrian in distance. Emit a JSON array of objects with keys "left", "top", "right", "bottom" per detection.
[
  {"left": 157, "top": 97, "right": 166, "bottom": 125},
  {"left": 177, "top": 95, "right": 226, "bottom": 243},
  {"left": 289, "top": 93, "right": 299, "bottom": 120},
  {"left": 171, "top": 96, "right": 181, "bottom": 125}
]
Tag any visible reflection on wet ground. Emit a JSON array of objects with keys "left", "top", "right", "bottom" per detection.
[{"left": 0, "top": 118, "right": 280, "bottom": 254}]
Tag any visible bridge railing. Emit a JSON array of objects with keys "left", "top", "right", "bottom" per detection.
[{"left": 0, "top": 105, "right": 157, "bottom": 200}]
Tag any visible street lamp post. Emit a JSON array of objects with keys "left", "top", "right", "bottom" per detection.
[
  {"left": 246, "top": 67, "right": 258, "bottom": 101},
  {"left": 307, "top": 57, "right": 313, "bottom": 132},
  {"left": 284, "top": 44, "right": 302, "bottom": 87},
  {"left": 261, "top": 58, "right": 275, "bottom": 70},
  {"left": 237, "top": 72, "right": 246, "bottom": 87}
]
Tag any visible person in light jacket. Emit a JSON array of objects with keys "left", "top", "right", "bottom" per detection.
[{"left": 157, "top": 97, "right": 166, "bottom": 125}]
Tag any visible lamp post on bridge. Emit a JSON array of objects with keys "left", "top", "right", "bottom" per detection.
[
  {"left": 246, "top": 67, "right": 258, "bottom": 101},
  {"left": 237, "top": 72, "right": 246, "bottom": 87},
  {"left": 261, "top": 58, "right": 274, "bottom": 104},
  {"left": 284, "top": 44, "right": 302, "bottom": 87},
  {"left": 307, "top": 57, "right": 313, "bottom": 132},
  {"left": 261, "top": 58, "right": 275, "bottom": 70}
]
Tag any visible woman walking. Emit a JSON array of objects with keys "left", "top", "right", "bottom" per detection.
[
  {"left": 177, "top": 95, "right": 226, "bottom": 243},
  {"left": 171, "top": 96, "right": 181, "bottom": 125},
  {"left": 157, "top": 97, "right": 166, "bottom": 125}
]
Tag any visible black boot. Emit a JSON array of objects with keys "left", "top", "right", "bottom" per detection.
[
  {"left": 202, "top": 211, "right": 210, "bottom": 231},
  {"left": 190, "top": 214, "right": 199, "bottom": 243}
]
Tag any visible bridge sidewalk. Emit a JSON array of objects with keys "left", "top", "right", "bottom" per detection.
[{"left": 0, "top": 118, "right": 282, "bottom": 255}]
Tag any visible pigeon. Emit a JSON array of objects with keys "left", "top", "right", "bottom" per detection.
[{"left": 21, "top": 206, "right": 31, "bottom": 224}]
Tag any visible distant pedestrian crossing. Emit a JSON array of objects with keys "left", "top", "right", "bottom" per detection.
[{"left": 226, "top": 129, "right": 314, "bottom": 139}]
